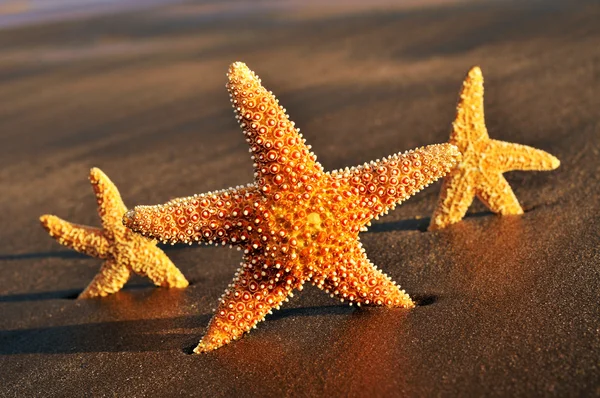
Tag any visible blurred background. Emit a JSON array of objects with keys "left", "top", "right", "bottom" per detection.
[
  {"left": 0, "top": 0, "right": 461, "bottom": 28},
  {"left": 0, "top": 0, "right": 176, "bottom": 28}
]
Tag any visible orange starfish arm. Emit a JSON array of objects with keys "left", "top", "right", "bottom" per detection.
[
  {"left": 194, "top": 257, "right": 304, "bottom": 352},
  {"left": 226, "top": 62, "right": 324, "bottom": 198},
  {"left": 344, "top": 144, "right": 461, "bottom": 218},
  {"left": 89, "top": 167, "right": 128, "bottom": 233},
  {"left": 449, "top": 66, "right": 488, "bottom": 148},
  {"left": 428, "top": 169, "right": 476, "bottom": 231},
  {"left": 79, "top": 259, "right": 131, "bottom": 299},
  {"left": 485, "top": 139, "right": 561, "bottom": 173},
  {"left": 311, "top": 242, "right": 414, "bottom": 308},
  {"left": 124, "top": 185, "right": 261, "bottom": 245},
  {"left": 128, "top": 244, "right": 189, "bottom": 288},
  {"left": 123, "top": 62, "right": 466, "bottom": 352},
  {"left": 476, "top": 173, "right": 523, "bottom": 215},
  {"left": 40, "top": 215, "right": 110, "bottom": 259}
]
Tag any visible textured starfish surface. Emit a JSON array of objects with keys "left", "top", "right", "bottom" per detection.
[
  {"left": 428, "top": 67, "right": 560, "bottom": 231},
  {"left": 40, "top": 168, "right": 188, "bottom": 298},
  {"left": 123, "top": 62, "right": 461, "bottom": 353}
]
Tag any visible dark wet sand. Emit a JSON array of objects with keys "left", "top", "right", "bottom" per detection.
[{"left": 1, "top": 0, "right": 599, "bottom": 396}]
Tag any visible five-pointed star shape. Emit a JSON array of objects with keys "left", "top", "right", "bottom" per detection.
[
  {"left": 428, "top": 66, "right": 560, "bottom": 231},
  {"left": 124, "top": 62, "right": 461, "bottom": 352},
  {"left": 40, "top": 168, "right": 188, "bottom": 298}
]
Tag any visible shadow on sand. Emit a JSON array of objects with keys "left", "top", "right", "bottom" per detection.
[
  {"left": 0, "top": 251, "right": 88, "bottom": 261},
  {"left": 369, "top": 211, "right": 495, "bottom": 233},
  {"left": 0, "top": 283, "right": 160, "bottom": 302},
  {"left": 0, "top": 304, "right": 356, "bottom": 355}
]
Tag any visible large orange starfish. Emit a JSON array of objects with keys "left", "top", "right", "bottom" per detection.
[
  {"left": 428, "top": 67, "right": 560, "bottom": 231},
  {"left": 40, "top": 168, "right": 188, "bottom": 298},
  {"left": 124, "top": 62, "right": 461, "bottom": 352}
]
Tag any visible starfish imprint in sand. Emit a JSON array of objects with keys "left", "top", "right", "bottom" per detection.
[
  {"left": 428, "top": 67, "right": 560, "bottom": 231},
  {"left": 40, "top": 168, "right": 188, "bottom": 298},
  {"left": 124, "top": 62, "right": 461, "bottom": 352}
]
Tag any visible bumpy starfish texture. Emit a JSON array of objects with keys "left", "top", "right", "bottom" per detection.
[
  {"left": 428, "top": 67, "right": 560, "bottom": 231},
  {"left": 40, "top": 168, "right": 188, "bottom": 298},
  {"left": 124, "top": 62, "right": 461, "bottom": 353}
]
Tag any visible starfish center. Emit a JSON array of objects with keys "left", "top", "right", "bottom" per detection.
[
  {"left": 307, "top": 212, "right": 321, "bottom": 226},
  {"left": 295, "top": 210, "right": 327, "bottom": 248}
]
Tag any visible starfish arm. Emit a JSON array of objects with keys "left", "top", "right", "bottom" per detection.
[
  {"left": 124, "top": 185, "right": 261, "bottom": 245},
  {"left": 337, "top": 143, "right": 461, "bottom": 219},
  {"left": 128, "top": 243, "right": 189, "bottom": 288},
  {"left": 449, "top": 66, "right": 489, "bottom": 148},
  {"left": 476, "top": 173, "right": 523, "bottom": 215},
  {"left": 311, "top": 242, "right": 414, "bottom": 308},
  {"left": 89, "top": 168, "right": 128, "bottom": 234},
  {"left": 40, "top": 215, "right": 110, "bottom": 258},
  {"left": 78, "top": 259, "right": 131, "bottom": 298},
  {"left": 485, "top": 139, "right": 560, "bottom": 173},
  {"left": 194, "top": 256, "right": 304, "bottom": 353},
  {"left": 226, "top": 62, "right": 324, "bottom": 197},
  {"left": 428, "top": 168, "right": 476, "bottom": 231}
]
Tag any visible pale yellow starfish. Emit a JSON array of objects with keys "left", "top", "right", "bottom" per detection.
[
  {"left": 429, "top": 67, "right": 560, "bottom": 231},
  {"left": 40, "top": 168, "right": 188, "bottom": 298}
]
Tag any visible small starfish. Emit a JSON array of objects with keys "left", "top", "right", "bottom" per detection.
[
  {"left": 40, "top": 168, "right": 188, "bottom": 298},
  {"left": 124, "top": 62, "right": 461, "bottom": 352},
  {"left": 428, "top": 67, "right": 560, "bottom": 231}
]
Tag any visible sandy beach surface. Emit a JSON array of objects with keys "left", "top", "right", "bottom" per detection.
[{"left": 0, "top": 0, "right": 599, "bottom": 396}]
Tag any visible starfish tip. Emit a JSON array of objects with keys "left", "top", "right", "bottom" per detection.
[
  {"left": 88, "top": 167, "right": 106, "bottom": 184},
  {"left": 39, "top": 214, "right": 59, "bottom": 231},
  {"left": 122, "top": 209, "right": 136, "bottom": 228},
  {"left": 448, "top": 143, "right": 462, "bottom": 159},
  {"left": 230, "top": 60, "right": 247, "bottom": 69},
  {"left": 468, "top": 65, "right": 483, "bottom": 77},
  {"left": 228, "top": 61, "right": 251, "bottom": 80},
  {"left": 426, "top": 216, "right": 447, "bottom": 232},
  {"left": 175, "top": 279, "right": 190, "bottom": 288},
  {"left": 193, "top": 342, "right": 210, "bottom": 354}
]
